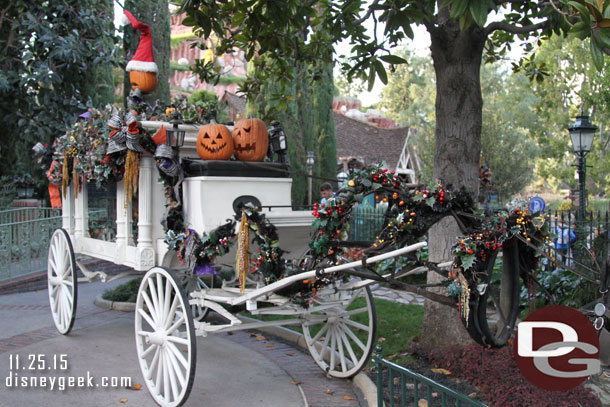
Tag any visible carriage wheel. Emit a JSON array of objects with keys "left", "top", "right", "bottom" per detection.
[
  {"left": 301, "top": 281, "right": 376, "bottom": 378},
  {"left": 465, "top": 238, "right": 521, "bottom": 347},
  {"left": 181, "top": 273, "right": 210, "bottom": 321},
  {"left": 135, "top": 267, "right": 196, "bottom": 407},
  {"left": 47, "top": 228, "right": 78, "bottom": 335}
]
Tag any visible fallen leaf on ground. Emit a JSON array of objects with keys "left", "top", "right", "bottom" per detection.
[
  {"left": 393, "top": 377, "right": 399, "bottom": 385},
  {"left": 286, "top": 352, "right": 296, "bottom": 356},
  {"left": 255, "top": 335, "right": 266, "bottom": 341},
  {"left": 417, "top": 399, "right": 428, "bottom": 407},
  {"left": 378, "top": 337, "right": 386, "bottom": 342},
  {"left": 227, "top": 332, "right": 233, "bottom": 335},
  {"left": 126, "top": 384, "right": 141, "bottom": 390},
  {"left": 432, "top": 392, "right": 438, "bottom": 398},
  {"left": 291, "top": 380, "right": 302, "bottom": 385},
  {"left": 249, "top": 333, "right": 256, "bottom": 337},
  {"left": 119, "top": 398, "right": 128, "bottom": 404},
  {"left": 344, "top": 395, "right": 354, "bottom": 400},
  {"left": 325, "top": 389, "right": 334, "bottom": 395},
  {"left": 430, "top": 368, "right": 451, "bottom": 375},
  {"left": 266, "top": 344, "right": 274, "bottom": 348},
  {"left": 468, "top": 392, "right": 478, "bottom": 399}
]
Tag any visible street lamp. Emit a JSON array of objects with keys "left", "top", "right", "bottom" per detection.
[
  {"left": 568, "top": 114, "right": 597, "bottom": 222},
  {"left": 306, "top": 151, "right": 315, "bottom": 207}
]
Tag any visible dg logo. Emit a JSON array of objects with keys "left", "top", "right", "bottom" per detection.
[{"left": 514, "top": 305, "right": 600, "bottom": 391}]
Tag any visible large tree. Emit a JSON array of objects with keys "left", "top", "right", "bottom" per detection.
[
  {"left": 0, "top": 0, "right": 117, "bottom": 178},
  {"left": 178, "top": 0, "right": 610, "bottom": 346}
]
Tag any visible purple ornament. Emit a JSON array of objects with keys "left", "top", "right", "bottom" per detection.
[{"left": 194, "top": 263, "right": 218, "bottom": 275}]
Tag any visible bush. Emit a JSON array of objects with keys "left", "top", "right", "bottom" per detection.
[{"left": 101, "top": 277, "right": 142, "bottom": 303}]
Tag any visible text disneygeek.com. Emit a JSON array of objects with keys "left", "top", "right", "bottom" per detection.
[{"left": 4, "top": 353, "right": 132, "bottom": 391}]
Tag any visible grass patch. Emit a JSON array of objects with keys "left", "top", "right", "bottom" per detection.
[{"left": 101, "top": 277, "right": 142, "bottom": 303}]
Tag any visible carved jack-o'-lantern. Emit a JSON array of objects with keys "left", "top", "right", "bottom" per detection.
[
  {"left": 197, "top": 124, "right": 234, "bottom": 160},
  {"left": 129, "top": 71, "right": 158, "bottom": 94},
  {"left": 232, "top": 118, "right": 268, "bottom": 162}
]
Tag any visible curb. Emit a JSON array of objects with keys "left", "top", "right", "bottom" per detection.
[
  {"left": 237, "top": 315, "right": 378, "bottom": 407},
  {"left": 93, "top": 294, "right": 136, "bottom": 312}
]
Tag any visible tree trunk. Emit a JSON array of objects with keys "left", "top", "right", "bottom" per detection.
[{"left": 421, "top": 20, "right": 486, "bottom": 347}]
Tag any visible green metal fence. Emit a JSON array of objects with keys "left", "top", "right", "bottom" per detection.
[
  {"left": 0, "top": 207, "right": 61, "bottom": 281},
  {"left": 349, "top": 204, "right": 387, "bottom": 242},
  {"left": 374, "top": 346, "right": 486, "bottom": 407}
]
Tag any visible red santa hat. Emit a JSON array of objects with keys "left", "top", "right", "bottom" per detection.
[{"left": 123, "top": 10, "right": 158, "bottom": 73}]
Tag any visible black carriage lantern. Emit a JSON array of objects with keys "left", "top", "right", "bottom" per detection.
[
  {"left": 568, "top": 113, "right": 597, "bottom": 222},
  {"left": 568, "top": 114, "right": 597, "bottom": 155},
  {"left": 166, "top": 110, "right": 186, "bottom": 148},
  {"left": 268, "top": 120, "right": 288, "bottom": 163}
]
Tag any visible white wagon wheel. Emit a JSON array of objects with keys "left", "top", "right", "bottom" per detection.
[
  {"left": 135, "top": 267, "right": 197, "bottom": 407},
  {"left": 301, "top": 281, "right": 376, "bottom": 378},
  {"left": 47, "top": 228, "right": 78, "bottom": 335}
]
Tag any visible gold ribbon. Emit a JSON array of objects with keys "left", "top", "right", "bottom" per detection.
[{"left": 236, "top": 211, "right": 250, "bottom": 294}]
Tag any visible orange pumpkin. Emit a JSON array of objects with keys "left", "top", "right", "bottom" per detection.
[
  {"left": 129, "top": 70, "right": 158, "bottom": 94},
  {"left": 232, "top": 118, "right": 268, "bottom": 161},
  {"left": 197, "top": 124, "right": 234, "bottom": 160}
]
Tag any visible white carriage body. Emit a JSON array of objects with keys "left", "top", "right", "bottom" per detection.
[{"left": 61, "top": 120, "right": 314, "bottom": 271}]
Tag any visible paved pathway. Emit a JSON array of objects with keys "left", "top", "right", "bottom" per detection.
[{"left": 0, "top": 276, "right": 363, "bottom": 407}]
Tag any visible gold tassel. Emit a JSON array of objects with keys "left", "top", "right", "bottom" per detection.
[
  {"left": 236, "top": 211, "right": 250, "bottom": 293},
  {"left": 73, "top": 158, "right": 80, "bottom": 199},
  {"left": 124, "top": 150, "right": 140, "bottom": 208},
  {"left": 458, "top": 271, "right": 471, "bottom": 326},
  {"left": 62, "top": 155, "right": 69, "bottom": 198}
]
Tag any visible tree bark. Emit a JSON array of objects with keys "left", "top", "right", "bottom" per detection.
[{"left": 421, "top": 20, "right": 486, "bottom": 348}]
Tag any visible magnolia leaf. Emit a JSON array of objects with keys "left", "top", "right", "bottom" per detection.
[
  {"left": 426, "top": 196, "right": 436, "bottom": 207},
  {"left": 412, "top": 194, "right": 425, "bottom": 202},
  {"left": 431, "top": 368, "right": 452, "bottom": 375}
]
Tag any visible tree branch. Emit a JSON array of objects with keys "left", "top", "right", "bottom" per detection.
[{"left": 483, "top": 20, "right": 549, "bottom": 37}]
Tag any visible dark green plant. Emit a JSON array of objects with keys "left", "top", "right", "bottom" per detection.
[{"left": 102, "top": 278, "right": 143, "bottom": 303}]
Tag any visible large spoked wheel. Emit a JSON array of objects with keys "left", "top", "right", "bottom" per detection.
[
  {"left": 465, "top": 237, "right": 521, "bottom": 347},
  {"left": 181, "top": 272, "right": 211, "bottom": 321},
  {"left": 47, "top": 228, "right": 78, "bottom": 335},
  {"left": 135, "top": 267, "right": 196, "bottom": 407},
  {"left": 301, "top": 280, "right": 376, "bottom": 378}
]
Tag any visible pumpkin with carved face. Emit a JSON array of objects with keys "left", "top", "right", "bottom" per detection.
[
  {"left": 232, "top": 118, "right": 268, "bottom": 161},
  {"left": 197, "top": 124, "right": 234, "bottom": 160},
  {"left": 129, "top": 71, "right": 158, "bottom": 94}
]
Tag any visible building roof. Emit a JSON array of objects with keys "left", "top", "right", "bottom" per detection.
[
  {"left": 217, "top": 92, "right": 416, "bottom": 174},
  {"left": 333, "top": 112, "right": 408, "bottom": 170}
]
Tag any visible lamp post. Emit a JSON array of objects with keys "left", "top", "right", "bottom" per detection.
[
  {"left": 306, "top": 151, "right": 314, "bottom": 207},
  {"left": 568, "top": 114, "right": 597, "bottom": 222}
]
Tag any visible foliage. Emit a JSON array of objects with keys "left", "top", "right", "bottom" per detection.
[
  {"left": 187, "top": 90, "right": 230, "bottom": 123},
  {"left": 416, "top": 343, "right": 601, "bottom": 407},
  {"left": 102, "top": 277, "right": 143, "bottom": 303},
  {"left": 0, "top": 0, "right": 119, "bottom": 178},
  {"left": 529, "top": 35, "right": 610, "bottom": 196}
]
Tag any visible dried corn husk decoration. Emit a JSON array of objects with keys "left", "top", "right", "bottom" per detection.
[
  {"left": 458, "top": 271, "right": 471, "bottom": 326},
  {"left": 236, "top": 211, "right": 250, "bottom": 293},
  {"left": 124, "top": 149, "right": 140, "bottom": 208},
  {"left": 72, "top": 157, "right": 80, "bottom": 199},
  {"left": 62, "top": 155, "right": 69, "bottom": 198}
]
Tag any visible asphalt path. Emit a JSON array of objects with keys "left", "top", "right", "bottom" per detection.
[{"left": 0, "top": 277, "right": 305, "bottom": 407}]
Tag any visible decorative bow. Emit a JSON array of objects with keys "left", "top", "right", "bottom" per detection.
[{"left": 106, "top": 111, "right": 143, "bottom": 154}]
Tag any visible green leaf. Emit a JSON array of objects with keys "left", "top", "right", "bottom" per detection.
[
  {"left": 469, "top": 0, "right": 488, "bottom": 27},
  {"left": 181, "top": 16, "right": 196, "bottom": 26},
  {"left": 367, "top": 64, "right": 376, "bottom": 91},
  {"left": 569, "top": 21, "right": 591, "bottom": 39},
  {"left": 379, "top": 55, "right": 408, "bottom": 65},
  {"left": 569, "top": 1, "right": 591, "bottom": 26},
  {"left": 591, "top": 36, "right": 605, "bottom": 70},
  {"left": 426, "top": 196, "right": 436, "bottom": 207},
  {"left": 449, "top": 0, "right": 469, "bottom": 19},
  {"left": 271, "top": 240, "right": 280, "bottom": 248},
  {"left": 375, "top": 60, "right": 388, "bottom": 85},
  {"left": 595, "top": 27, "right": 610, "bottom": 48}
]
